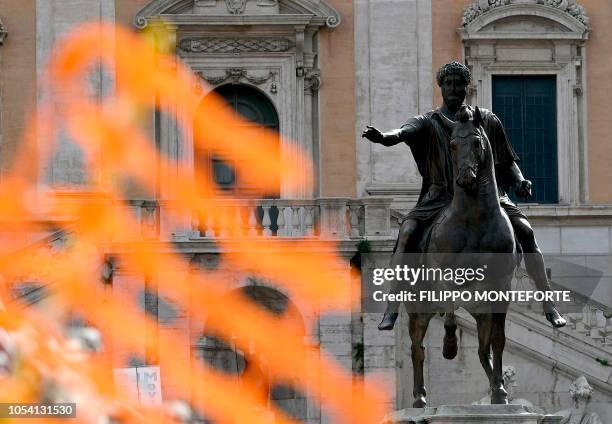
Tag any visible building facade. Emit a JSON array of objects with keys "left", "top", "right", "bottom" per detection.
[{"left": 0, "top": 0, "right": 611, "bottom": 421}]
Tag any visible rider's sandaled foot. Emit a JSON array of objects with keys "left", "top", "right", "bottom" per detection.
[
  {"left": 412, "top": 395, "right": 427, "bottom": 408},
  {"left": 545, "top": 307, "right": 566, "bottom": 328},
  {"left": 378, "top": 312, "right": 398, "bottom": 331}
]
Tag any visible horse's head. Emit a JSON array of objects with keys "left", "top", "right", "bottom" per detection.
[{"left": 450, "top": 106, "right": 487, "bottom": 194}]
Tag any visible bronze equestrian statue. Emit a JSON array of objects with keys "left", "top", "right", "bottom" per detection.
[
  {"left": 362, "top": 61, "right": 566, "bottom": 333},
  {"left": 404, "top": 105, "right": 517, "bottom": 407}
]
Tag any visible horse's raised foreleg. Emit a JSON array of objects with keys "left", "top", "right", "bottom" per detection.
[
  {"left": 473, "top": 313, "right": 494, "bottom": 386},
  {"left": 409, "top": 312, "right": 434, "bottom": 408},
  {"left": 490, "top": 313, "right": 508, "bottom": 404}
]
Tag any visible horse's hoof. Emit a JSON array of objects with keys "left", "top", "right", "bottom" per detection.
[
  {"left": 378, "top": 313, "right": 398, "bottom": 331},
  {"left": 412, "top": 395, "right": 427, "bottom": 408},
  {"left": 491, "top": 388, "right": 508, "bottom": 405},
  {"left": 545, "top": 308, "right": 567, "bottom": 328},
  {"left": 443, "top": 330, "right": 458, "bottom": 360}
]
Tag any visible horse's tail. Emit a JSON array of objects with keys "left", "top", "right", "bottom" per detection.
[{"left": 442, "top": 312, "right": 458, "bottom": 360}]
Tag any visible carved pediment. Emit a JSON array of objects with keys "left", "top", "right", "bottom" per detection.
[
  {"left": 463, "top": 0, "right": 589, "bottom": 26},
  {"left": 135, "top": 0, "right": 340, "bottom": 29},
  {"left": 460, "top": 0, "right": 589, "bottom": 41},
  {"left": 194, "top": 0, "right": 279, "bottom": 15},
  {"left": 479, "top": 15, "right": 571, "bottom": 34}
]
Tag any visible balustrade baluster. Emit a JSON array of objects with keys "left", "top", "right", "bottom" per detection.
[
  {"left": 192, "top": 214, "right": 201, "bottom": 237},
  {"left": 292, "top": 206, "right": 301, "bottom": 236},
  {"left": 234, "top": 206, "right": 244, "bottom": 237},
  {"left": 262, "top": 205, "right": 272, "bottom": 236},
  {"left": 304, "top": 206, "right": 315, "bottom": 236},
  {"left": 205, "top": 212, "right": 215, "bottom": 238},
  {"left": 282, "top": 207, "right": 293, "bottom": 237},
  {"left": 247, "top": 205, "right": 258, "bottom": 237},
  {"left": 277, "top": 206, "right": 286, "bottom": 237},
  {"left": 587, "top": 306, "right": 598, "bottom": 337},
  {"left": 603, "top": 312, "right": 612, "bottom": 345},
  {"left": 219, "top": 207, "right": 229, "bottom": 238}
]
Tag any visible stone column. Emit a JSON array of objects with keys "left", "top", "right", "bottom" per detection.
[
  {"left": 354, "top": 0, "right": 433, "bottom": 203},
  {"left": 0, "top": 19, "right": 6, "bottom": 175},
  {"left": 36, "top": 0, "right": 115, "bottom": 188}
]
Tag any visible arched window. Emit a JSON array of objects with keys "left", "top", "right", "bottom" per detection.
[
  {"left": 194, "top": 84, "right": 280, "bottom": 198},
  {"left": 197, "top": 284, "right": 307, "bottom": 420}
]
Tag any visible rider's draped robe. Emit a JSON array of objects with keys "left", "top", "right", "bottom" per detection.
[{"left": 398, "top": 107, "right": 527, "bottom": 224}]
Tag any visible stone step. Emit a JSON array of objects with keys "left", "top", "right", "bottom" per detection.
[{"left": 383, "top": 405, "right": 563, "bottom": 424}]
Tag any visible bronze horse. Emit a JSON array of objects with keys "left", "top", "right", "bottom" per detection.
[{"left": 406, "top": 106, "right": 517, "bottom": 407}]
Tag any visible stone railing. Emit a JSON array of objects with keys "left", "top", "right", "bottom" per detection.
[
  {"left": 565, "top": 304, "right": 612, "bottom": 347},
  {"left": 190, "top": 197, "right": 394, "bottom": 240},
  {"left": 555, "top": 280, "right": 612, "bottom": 347},
  {"left": 514, "top": 266, "right": 612, "bottom": 347}
]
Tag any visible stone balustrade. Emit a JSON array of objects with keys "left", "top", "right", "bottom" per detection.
[
  {"left": 514, "top": 266, "right": 612, "bottom": 348},
  {"left": 186, "top": 197, "right": 394, "bottom": 240},
  {"left": 565, "top": 301, "right": 612, "bottom": 347}
]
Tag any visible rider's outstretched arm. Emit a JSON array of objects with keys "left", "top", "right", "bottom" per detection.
[
  {"left": 363, "top": 115, "right": 426, "bottom": 148},
  {"left": 379, "top": 127, "right": 418, "bottom": 146}
]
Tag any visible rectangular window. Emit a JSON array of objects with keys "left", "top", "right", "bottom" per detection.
[{"left": 492, "top": 76, "right": 558, "bottom": 204}]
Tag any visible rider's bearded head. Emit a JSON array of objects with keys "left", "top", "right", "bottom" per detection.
[{"left": 437, "top": 61, "right": 471, "bottom": 112}]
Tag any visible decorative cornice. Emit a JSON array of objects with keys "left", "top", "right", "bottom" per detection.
[
  {"left": 462, "top": 0, "right": 589, "bottom": 27},
  {"left": 179, "top": 37, "right": 295, "bottom": 53},
  {"left": 159, "top": 14, "right": 328, "bottom": 27},
  {"left": 134, "top": 0, "right": 341, "bottom": 29}
]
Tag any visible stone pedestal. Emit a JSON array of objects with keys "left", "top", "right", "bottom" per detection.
[{"left": 383, "top": 404, "right": 563, "bottom": 424}]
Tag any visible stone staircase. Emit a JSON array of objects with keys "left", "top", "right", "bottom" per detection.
[
  {"left": 452, "top": 268, "right": 612, "bottom": 398},
  {"left": 514, "top": 267, "right": 612, "bottom": 349}
]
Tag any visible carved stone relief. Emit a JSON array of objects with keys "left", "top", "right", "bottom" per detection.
[
  {"left": 462, "top": 0, "right": 589, "bottom": 26},
  {"left": 223, "top": 0, "right": 280, "bottom": 9},
  {"left": 225, "top": 0, "right": 247, "bottom": 14},
  {"left": 179, "top": 37, "right": 295, "bottom": 54},
  {"left": 0, "top": 18, "right": 6, "bottom": 45},
  {"left": 195, "top": 68, "right": 279, "bottom": 94},
  {"left": 304, "top": 69, "right": 321, "bottom": 94}
]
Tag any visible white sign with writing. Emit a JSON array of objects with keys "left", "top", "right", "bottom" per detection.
[
  {"left": 113, "top": 366, "right": 162, "bottom": 405},
  {"left": 136, "top": 366, "right": 162, "bottom": 406}
]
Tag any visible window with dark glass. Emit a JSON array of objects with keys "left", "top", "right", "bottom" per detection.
[{"left": 492, "top": 76, "right": 558, "bottom": 204}]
